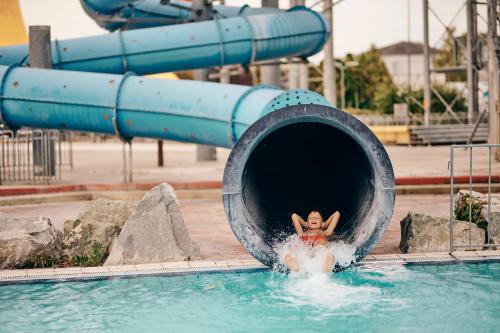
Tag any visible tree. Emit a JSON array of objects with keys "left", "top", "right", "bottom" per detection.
[
  {"left": 433, "top": 27, "right": 467, "bottom": 82},
  {"left": 311, "top": 44, "right": 466, "bottom": 115},
  {"left": 343, "top": 45, "right": 398, "bottom": 113}
]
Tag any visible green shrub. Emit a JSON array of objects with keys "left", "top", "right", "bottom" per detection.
[
  {"left": 72, "top": 242, "right": 106, "bottom": 267},
  {"left": 454, "top": 193, "right": 487, "bottom": 230}
]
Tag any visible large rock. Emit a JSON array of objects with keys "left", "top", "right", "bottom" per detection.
[
  {"left": 400, "top": 212, "right": 485, "bottom": 253},
  {"left": 485, "top": 205, "right": 500, "bottom": 244},
  {"left": 62, "top": 198, "right": 133, "bottom": 260},
  {"left": 455, "top": 190, "right": 500, "bottom": 244},
  {"left": 0, "top": 212, "right": 61, "bottom": 269},
  {"left": 105, "top": 183, "right": 200, "bottom": 265}
]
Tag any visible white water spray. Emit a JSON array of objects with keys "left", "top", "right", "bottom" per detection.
[
  {"left": 274, "top": 235, "right": 357, "bottom": 275},
  {"left": 272, "top": 235, "right": 380, "bottom": 313}
]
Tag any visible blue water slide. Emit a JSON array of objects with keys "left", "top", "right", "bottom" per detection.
[
  {"left": 81, "top": 0, "right": 281, "bottom": 31},
  {"left": 0, "top": 65, "right": 395, "bottom": 267},
  {"left": 0, "top": 2, "right": 395, "bottom": 267},
  {"left": 0, "top": 65, "right": 329, "bottom": 145},
  {"left": 0, "top": 8, "right": 328, "bottom": 75}
]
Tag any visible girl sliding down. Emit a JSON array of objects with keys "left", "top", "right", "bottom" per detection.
[{"left": 284, "top": 210, "right": 340, "bottom": 273}]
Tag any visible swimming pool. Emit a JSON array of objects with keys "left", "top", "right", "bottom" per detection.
[{"left": 0, "top": 263, "right": 498, "bottom": 332}]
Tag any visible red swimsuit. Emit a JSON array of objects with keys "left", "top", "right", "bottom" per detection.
[{"left": 299, "top": 233, "right": 328, "bottom": 246}]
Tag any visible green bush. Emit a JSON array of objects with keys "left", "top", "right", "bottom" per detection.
[
  {"left": 374, "top": 85, "right": 405, "bottom": 114},
  {"left": 72, "top": 242, "right": 106, "bottom": 267},
  {"left": 454, "top": 193, "right": 487, "bottom": 230}
]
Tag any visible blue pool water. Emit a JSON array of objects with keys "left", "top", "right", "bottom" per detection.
[{"left": 0, "top": 263, "right": 499, "bottom": 333}]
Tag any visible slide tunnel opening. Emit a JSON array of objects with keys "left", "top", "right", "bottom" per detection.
[{"left": 241, "top": 122, "right": 375, "bottom": 245}]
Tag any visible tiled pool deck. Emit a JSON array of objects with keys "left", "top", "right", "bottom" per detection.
[
  {"left": 0, "top": 194, "right": 460, "bottom": 261},
  {"left": 1, "top": 251, "right": 499, "bottom": 285}
]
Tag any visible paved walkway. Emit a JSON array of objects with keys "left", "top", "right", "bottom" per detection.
[
  {"left": 0, "top": 194, "right": 451, "bottom": 260},
  {"left": 6, "top": 140, "right": 496, "bottom": 186},
  {"left": 0, "top": 140, "right": 495, "bottom": 260}
]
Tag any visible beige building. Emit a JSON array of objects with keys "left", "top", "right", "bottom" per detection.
[{"left": 380, "top": 41, "right": 445, "bottom": 89}]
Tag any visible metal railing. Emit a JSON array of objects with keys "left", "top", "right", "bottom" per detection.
[
  {"left": 0, "top": 129, "right": 73, "bottom": 185},
  {"left": 449, "top": 144, "right": 500, "bottom": 252},
  {"left": 356, "top": 112, "right": 489, "bottom": 127}
]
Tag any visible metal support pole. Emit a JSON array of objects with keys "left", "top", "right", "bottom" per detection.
[
  {"left": 219, "top": 67, "right": 230, "bottom": 84},
  {"left": 468, "top": 147, "right": 473, "bottom": 245},
  {"left": 341, "top": 66, "right": 345, "bottom": 109},
  {"left": 449, "top": 147, "right": 454, "bottom": 252},
  {"left": 157, "top": 140, "right": 164, "bottom": 167},
  {"left": 128, "top": 141, "right": 133, "bottom": 182},
  {"left": 219, "top": 0, "right": 231, "bottom": 85},
  {"left": 466, "top": 0, "right": 479, "bottom": 124},
  {"left": 261, "top": 0, "right": 281, "bottom": 86},
  {"left": 287, "top": 0, "right": 300, "bottom": 90},
  {"left": 29, "top": 26, "right": 53, "bottom": 69},
  {"left": 293, "top": 0, "right": 309, "bottom": 90},
  {"left": 29, "top": 26, "right": 55, "bottom": 183},
  {"left": 337, "top": 62, "right": 345, "bottom": 109},
  {"left": 422, "top": 0, "right": 431, "bottom": 126},
  {"left": 487, "top": 0, "right": 499, "bottom": 160},
  {"left": 299, "top": 60, "right": 309, "bottom": 90},
  {"left": 122, "top": 142, "right": 127, "bottom": 183},
  {"left": 323, "top": 0, "right": 336, "bottom": 105},
  {"left": 193, "top": 0, "right": 217, "bottom": 161},
  {"left": 407, "top": 0, "right": 412, "bottom": 101},
  {"left": 288, "top": 62, "right": 300, "bottom": 89}
]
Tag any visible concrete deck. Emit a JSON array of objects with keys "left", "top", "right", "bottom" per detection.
[
  {"left": 5, "top": 140, "right": 498, "bottom": 185},
  {"left": 0, "top": 194, "right": 452, "bottom": 260}
]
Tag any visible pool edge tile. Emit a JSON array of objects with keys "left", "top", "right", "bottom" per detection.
[{"left": 1, "top": 253, "right": 500, "bottom": 284}]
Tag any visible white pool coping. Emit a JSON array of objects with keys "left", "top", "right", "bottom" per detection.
[{"left": 1, "top": 251, "right": 499, "bottom": 284}]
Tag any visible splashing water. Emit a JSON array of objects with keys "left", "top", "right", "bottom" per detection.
[
  {"left": 271, "top": 235, "right": 380, "bottom": 313},
  {"left": 273, "top": 234, "right": 357, "bottom": 274}
]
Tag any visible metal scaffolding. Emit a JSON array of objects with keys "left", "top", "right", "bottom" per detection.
[
  {"left": 422, "top": 1, "right": 499, "bottom": 158},
  {"left": 487, "top": 0, "right": 500, "bottom": 160}
]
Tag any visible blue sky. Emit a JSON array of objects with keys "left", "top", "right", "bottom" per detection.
[{"left": 19, "top": 0, "right": 483, "bottom": 61}]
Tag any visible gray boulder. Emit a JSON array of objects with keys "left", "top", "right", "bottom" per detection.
[
  {"left": 62, "top": 198, "right": 133, "bottom": 261},
  {"left": 0, "top": 212, "right": 61, "bottom": 269},
  {"left": 105, "top": 183, "right": 200, "bottom": 266},
  {"left": 400, "top": 212, "right": 485, "bottom": 253},
  {"left": 455, "top": 190, "right": 500, "bottom": 245},
  {"left": 485, "top": 205, "right": 500, "bottom": 244}
]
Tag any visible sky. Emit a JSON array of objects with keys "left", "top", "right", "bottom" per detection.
[{"left": 19, "top": 0, "right": 487, "bottom": 61}]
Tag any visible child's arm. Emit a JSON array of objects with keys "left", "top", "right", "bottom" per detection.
[
  {"left": 322, "top": 213, "right": 335, "bottom": 229},
  {"left": 297, "top": 214, "right": 307, "bottom": 228},
  {"left": 323, "top": 211, "right": 340, "bottom": 237},
  {"left": 291, "top": 213, "right": 305, "bottom": 235}
]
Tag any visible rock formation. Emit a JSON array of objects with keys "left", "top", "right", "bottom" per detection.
[
  {"left": 0, "top": 212, "right": 61, "bottom": 269},
  {"left": 62, "top": 198, "right": 133, "bottom": 262},
  {"left": 400, "top": 212, "right": 485, "bottom": 253},
  {"left": 105, "top": 183, "right": 200, "bottom": 265}
]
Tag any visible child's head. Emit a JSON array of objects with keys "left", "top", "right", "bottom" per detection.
[{"left": 307, "top": 211, "right": 323, "bottom": 229}]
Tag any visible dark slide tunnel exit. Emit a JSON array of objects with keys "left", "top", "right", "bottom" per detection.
[
  {"left": 242, "top": 122, "right": 375, "bottom": 243},
  {"left": 223, "top": 105, "right": 395, "bottom": 266}
]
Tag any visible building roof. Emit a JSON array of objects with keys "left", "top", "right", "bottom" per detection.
[{"left": 380, "top": 41, "right": 438, "bottom": 56}]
